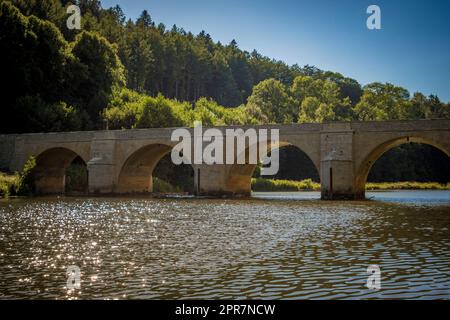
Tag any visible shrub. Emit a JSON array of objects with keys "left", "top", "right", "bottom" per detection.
[
  {"left": 152, "top": 177, "right": 182, "bottom": 193},
  {"left": 65, "top": 163, "right": 88, "bottom": 193},
  {"left": 136, "top": 95, "right": 185, "bottom": 128},
  {"left": 0, "top": 172, "right": 19, "bottom": 198},
  {"left": 365, "top": 181, "right": 449, "bottom": 190},
  {"left": 16, "top": 156, "right": 36, "bottom": 195},
  {"left": 251, "top": 178, "right": 320, "bottom": 191}
]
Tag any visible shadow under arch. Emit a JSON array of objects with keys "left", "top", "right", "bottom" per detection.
[
  {"left": 225, "top": 141, "right": 321, "bottom": 195},
  {"left": 116, "top": 143, "right": 194, "bottom": 194},
  {"left": 355, "top": 136, "right": 450, "bottom": 199},
  {"left": 34, "top": 147, "right": 88, "bottom": 195},
  {"left": 65, "top": 156, "right": 89, "bottom": 194}
]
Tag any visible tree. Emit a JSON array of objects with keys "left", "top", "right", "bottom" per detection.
[
  {"left": 321, "top": 71, "right": 363, "bottom": 105},
  {"left": 290, "top": 75, "right": 346, "bottom": 121},
  {"left": 246, "top": 79, "right": 293, "bottom": 123},
  {"left": 109, "top": 5, "right": 125, "bottom": 25},
  {"left": 406, "top": 92, "right": 428, "bottom": 119},
  {"left": 14, "top": 96, "right": 88, "bottom": 132},
  {"left": 353, "top": 82, "right": 410, "bottom": 121},
  {"left": 0, "top": 1, "right": 36, "bottom": 115},
  {"left": 298, "top": 96, "right": 336, "bottom": 123},
  {"left": 121, "top": 25, "right": 154, "bottom": 92},
  {"left": 27, "top": 16, "right": 70, "bottom": 100},
  {"left": 96, "top": 6, "right": 126, "bottom": 44},
  {"left": 2, "top": 0, "right": 449, "bottom": 137},
  {"left": 290, "top": 75, "right": 321, "bottom": 103},
  {"left": 208, "top": 51, "right": 241, "bottom": 106},
  {"left": 76, "top": 0, "right": 102, "bottom": 18},
  {"left": 136, "top": 95, "right": 184, "bottom": 128},
  {"left": 0, "top": 1, "right": 75, "bottom": 132},
  {"left": 136, "top": 10, "right": 153, "bottom": 28},
  {"left": 298, "top": 97, "right": 320, "bottom": 123},
  {"left": 191, "top": 99, "right": 221, "bottom": 126},
  {"left": 16, "top": 156, "right": 36, "bottom": 195},
  {"left": 12, "top": 0, "right": 65, "bottom": 28},
  {"left": 69, "top": 31, "right": 125, "bottom": 125},
  {"left": 425, "top": 95, "right": 449, "bottom": 119},
  {"left": 315, "top": 102, "right": 335, "bottom": 122},
  {"left": 225, "top": 40, "right": 254, "bottom": 102}
]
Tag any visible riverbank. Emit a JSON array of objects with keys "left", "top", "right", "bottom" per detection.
[
  {"left": 0, "top": 172, "right": 19, "bottom": 198},
  {"left": 252, "top": 178, "right": 321, "bottom": 191},
  {"left": 2, "top": 173, "right": 449, "bottom": 198},
  {"left": 251, "top": 178, "right": 450, "bottom": 192},
  {"left": 365, "top": 181, "right": 450, "bottom": 190},
  {"left": 0, "top": 158, "right": 35, "bottom": 198},
  {"left": 0, "top": 174, "right": 186, "bottom": 197}
]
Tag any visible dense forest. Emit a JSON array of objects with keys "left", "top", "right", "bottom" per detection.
[{"left": 0, "top": 0, "right": 449, "bottom": 184}]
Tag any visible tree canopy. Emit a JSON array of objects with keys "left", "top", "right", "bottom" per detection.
[{"left": 0, "top": 0, "right": 448, "bottom": 135}]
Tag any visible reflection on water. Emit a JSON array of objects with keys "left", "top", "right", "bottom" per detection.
[{"left": 0, "top": 191, "right": 449, "bottom": 299}]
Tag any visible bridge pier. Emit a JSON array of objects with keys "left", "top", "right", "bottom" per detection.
[
  {"left": 87, "top": 133, "right": 117, "bottom": 194},
  {"left": 194, "top": 165, "right": 251, "bottom": 197},
  {"left": 88, "top": 162, "right": 116, "bottom": 194},
  {"left": 320, "top": 124, "right": 356, "bottom": 200},
  {"left": 320, "top": 160, "right": 356, "bottom": 200}
]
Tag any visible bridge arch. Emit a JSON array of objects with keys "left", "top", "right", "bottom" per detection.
[
  {"left": 354, "top": 136, "right": 450, "bottom": 199},
  {"left": 34, "top": 147, "right": 88, "bottom": 194},
  {"left": 225, "top": 140, "right": 320, "bottom": 195},
  {"left": 116, "top": 143, "right": 194, "bottom": 194}
]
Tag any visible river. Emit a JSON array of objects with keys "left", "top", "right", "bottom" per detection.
[{"left": 0, "top": 190, "right": 449, "bottom": 299}]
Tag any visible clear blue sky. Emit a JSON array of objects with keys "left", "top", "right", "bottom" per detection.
[{"left": 101, "top": 0, "right": 450, "bottom": 102}]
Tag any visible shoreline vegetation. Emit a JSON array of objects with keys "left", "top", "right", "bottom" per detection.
[
  {"left": 252, "top": 178, "right": 320, "bottom": 191},
  {"left": 0, "top": 173, "right": 18, "bottom": 198},
  {"left": 1, "top": 172, "right": 448, "bottom": 199},
  {"left": 0, "top": 157, "right": 36, "bottom": 198},
  {"left": 251, "top": 178, "right": 450, "bottom": 192},
  {"left": 365, "top": 181, "right": 450, "bottom": 191}
]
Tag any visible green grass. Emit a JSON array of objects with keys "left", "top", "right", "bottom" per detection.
[
  {"left": 152, "top": 177, "right": 183, "bottom": 193},
  {"left": 252, "top": 178, "right": 450, "bottom": 192},
  {"left": 252, "top": 178, "right": 320, "bottom": 191},
  {"left": 366, "top": 181, "right": 450, "bottom": 190},
  {"left": 0, "top": 172, "right": 20, "bottom": 198}
]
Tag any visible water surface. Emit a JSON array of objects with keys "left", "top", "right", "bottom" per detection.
[{"left": 0, "top": 191, "right": 449, "bottom": 299}]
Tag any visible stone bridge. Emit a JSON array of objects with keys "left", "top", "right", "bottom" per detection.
[{"left": 0, "top": 119, "right": 449, "bottom": 199}]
